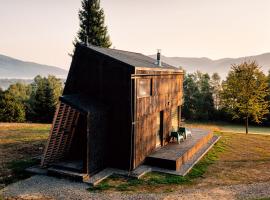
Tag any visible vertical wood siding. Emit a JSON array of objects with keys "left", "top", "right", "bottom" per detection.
[{"left": 134, "top": 70, "right": 184, "bottom": 167}]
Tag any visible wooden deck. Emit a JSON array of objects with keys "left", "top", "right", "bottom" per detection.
[{"left": 145, "top": 129, "right": 214, "bottom": 170}]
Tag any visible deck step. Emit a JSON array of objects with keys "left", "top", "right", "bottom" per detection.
[
  {"left": 51, "top": 160, "right": 83, "bottom": 173},
  {"left": 48, "top": 167, "right": 86, "bottom": 181},
  {"left": 145, "top": 129, "right": 214, "bottom": 170},
  {"left": 84, "top": 168, "right": 114, "bottom": 186}
]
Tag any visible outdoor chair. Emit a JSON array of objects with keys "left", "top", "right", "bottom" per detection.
[
  {"left": 170, "top": 131, "right": 184, "bottom": 144},
  {"left": 178, "top": 127, "right": 192, "bottom": 139}
]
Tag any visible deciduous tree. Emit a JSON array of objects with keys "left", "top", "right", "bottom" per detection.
[
  {"left": 221, "top": 61, "right": 269, "bottom": 134},
  {"left": 210, "top": 73, "right": 222, "bottom": 110},
  {"left": 0, "top": 91, "right": 26, "bottom": 122}
]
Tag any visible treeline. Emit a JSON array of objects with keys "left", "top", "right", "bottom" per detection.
[
  {"left": 0, "top": 75, "right": 62, "bottom": 123},
  {"left": 0, "top": 62, "right": 269, "bottom": 128},
  {"left": 183, "top": 62, "right": 270, "bottom": 127},
  {"left": 0, "top": 79, "right": 33, "bottom": 90}
]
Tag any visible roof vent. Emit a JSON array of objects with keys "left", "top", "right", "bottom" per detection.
[{"left": 156, "top": 49, "right": 162, "bottom": 67}]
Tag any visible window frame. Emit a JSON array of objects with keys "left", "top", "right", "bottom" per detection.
[{"left": 137, "top": 78, "right": 152, "bottom": 98}]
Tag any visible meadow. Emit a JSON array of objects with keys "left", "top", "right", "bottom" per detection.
[
  {"left": 0, "top": 122, "right": 270, "bottom": 193},
  {"left": 0, "top": 123, "right": 50, "bottom": 189},
  {"left": 185, "top": 121, "right": 270, "bottom": 135}
]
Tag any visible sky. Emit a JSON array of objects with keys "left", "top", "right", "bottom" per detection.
[{"left": 0, "top": 0, "right": 270, "bottom": 70}]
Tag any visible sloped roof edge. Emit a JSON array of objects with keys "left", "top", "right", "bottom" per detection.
[{"left": 81, "top": 44, "right": 179, "bottom": 70}]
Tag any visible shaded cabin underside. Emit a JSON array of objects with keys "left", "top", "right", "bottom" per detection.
[{"left": 42, "top": 95, "right": 108, "bottom": 175}]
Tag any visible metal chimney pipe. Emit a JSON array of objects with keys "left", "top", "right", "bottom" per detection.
[{"left": 157, "top": 49, "right": 162, "bottom": 67}]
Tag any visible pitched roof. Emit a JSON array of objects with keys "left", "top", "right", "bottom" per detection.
[{"left": 87, "top": 45, "right": 178, "bottom": 70}]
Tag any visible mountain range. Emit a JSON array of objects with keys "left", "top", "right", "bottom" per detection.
[
  {"left": 150, "top": 53, "right": 270, "bottom": 78},
  {"left": 0, "top": 54, "right": 67, "bottom": 79},
  {"left": 0, "top": 52, "right": 269, "bottom": 81}
]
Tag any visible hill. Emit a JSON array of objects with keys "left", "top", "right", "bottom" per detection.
[
  {"left": 150, "top": 53, "right": 270, "bottom": 78},
  {"left": 0, "top": 54, "right": 68, "bottom": 79}
]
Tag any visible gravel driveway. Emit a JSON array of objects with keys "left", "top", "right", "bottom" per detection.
[{"left": 1, "top": 175, "right": 270, "bottom": 200}]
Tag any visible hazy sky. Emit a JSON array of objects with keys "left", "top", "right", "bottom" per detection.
[{"left": 1, "top": 0, "right": 270, "bottom": 70}]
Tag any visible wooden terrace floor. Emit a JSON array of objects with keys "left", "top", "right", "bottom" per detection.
[{"left": 145, "top": 129, "right": 213, "bottom": 170}]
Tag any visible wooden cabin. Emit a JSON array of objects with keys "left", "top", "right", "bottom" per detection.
[{"left": 41, "top": 44, "right": 184, "bottom": 177}]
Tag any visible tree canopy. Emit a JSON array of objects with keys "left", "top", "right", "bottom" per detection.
[
  {"left": 183, "top": 71, "right": 215, "bottom": 121},
  {"left": 0, "top": 95, "right": 25, "bottom": 122},
  {"left": 29, "top": 75, "right": 63, "bottom": 123},
  {"left": 221, "top": 61, "right": 269, "bottom": 133},
  {"left": 0, "top": 76, "right": 63, "bottom": 123}
]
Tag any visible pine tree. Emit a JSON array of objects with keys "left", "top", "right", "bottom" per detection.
[
  {"left": 182, "top": 72, "right": 215, "bottom": 121},
  {"left": 29, "top": 75, "right": 63, "bottom": 123},
  {"left": 75, "top": 0, "right": 112, "bottom": 47},
  {"left": 182, "top": 73, "right": 200, "bottom": 120}
]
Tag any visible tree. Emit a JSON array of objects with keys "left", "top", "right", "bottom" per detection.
[
  {"left": 196, "top": 72, "right": 215, "bottom": 120},
  {"left": 29, "top": 75, "right": 63, "bottom": 123},
  {"left": 221, "top": 61, "right": 269, "bottom": 134},
  {"left": 210, "top": 73, "right": 222, "bottom": 110},
  {"left": 266, "top": 70, "right": 270, "bottom": 124},
  {"left": 6, "top": 82, "right": 32, "bottom": 103},
  {"left": 182, "top": 73, "right": 200, "bottom": 120},
  {"left": 75, "top": 0, "right": 112, "bottom": 47},
  {"left": 0, "top": 83, "right": 32, "bottom": 122},
  {"left": 182, "top": 71, "right": 215, "bottom": 121},
  {"left": 0, "top": 91, "right": 26, "bottom": 122}
]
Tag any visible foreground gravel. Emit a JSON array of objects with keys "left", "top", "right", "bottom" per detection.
[{"left": 1, "top": 175, "right": 270, "bottom": 200}]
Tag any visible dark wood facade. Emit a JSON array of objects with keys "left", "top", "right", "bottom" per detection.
[{"left": 42, "top": 44, "right": 184, "bottom": 176}]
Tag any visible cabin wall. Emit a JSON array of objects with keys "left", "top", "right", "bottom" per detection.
[
  {"left": 87, "top": 111, "right": 108, "bottom": 175},
  {"left": 63, "top": 45, "right": 134, "bottom": 170},
  {"left": 134, "top": 70, "right": 184, "bottom": 168}
]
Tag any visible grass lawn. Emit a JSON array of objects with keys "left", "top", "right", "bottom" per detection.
[
  {"left": 185, "top": 121, "right": 270, "bottom": 135},
  {"left": 89, "top": 131, "right": 270, "bottom": 193},
  {"left": 1, "top": 122, "right": 270, "bottom": 195},
  {"left": 0, "top": 123, "right": 50, "bottom": 189}
]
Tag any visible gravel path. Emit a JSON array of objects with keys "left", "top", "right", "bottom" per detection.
[{"left": 1, "top": 175, "right": 270, "bottom": 200}]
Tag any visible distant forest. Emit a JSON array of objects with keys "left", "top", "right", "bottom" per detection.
[
  {"left": 0, "top": 78, "right": 65, "bottom": 90},
  {"left": 0, "top": 62, "right": 269, "bottom": 129},
  {"left": 0, "top": 75, "right": 63, "bottom": 123},
  {"left": 0, "top": 79, "right": 33, "bottom": 90}
]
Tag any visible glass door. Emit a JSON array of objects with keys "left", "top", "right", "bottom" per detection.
[{"left": 156, "top": 111, "right": 163, "bottom": 148}]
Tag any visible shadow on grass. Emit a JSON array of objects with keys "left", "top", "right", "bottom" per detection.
[
  {"left": 1, "top": 158, "right": 39, "bottom": 187},
  {"left": 88, "top": 132, "right": 227, "bottom": 193}
]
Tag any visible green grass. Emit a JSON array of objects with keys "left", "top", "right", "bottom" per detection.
[
  {"left": 185, "top": 121, "right": 270, "bottom": 135},
  {"left": 187, "top": 133, "right": 226, "bottom": 179},
  {"left": 88, "top": 133, "right": 227, "bottom": 192},
  {"left": 2, "top": 158, "right": 39, "bottom": 186},
  {"left": 0, "top": 123, "right": 50, "bottom": 189},
  {"left": 253, "top": 198, "right": 270, "bottom": 200}
]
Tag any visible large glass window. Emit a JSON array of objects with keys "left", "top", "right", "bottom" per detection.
[{"left": 137, "top": 79, "right": 151, "bottom": 98}]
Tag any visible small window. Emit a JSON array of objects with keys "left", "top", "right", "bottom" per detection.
[{"left": 137, "top": 79, "right": 151, "bottom": 98}]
